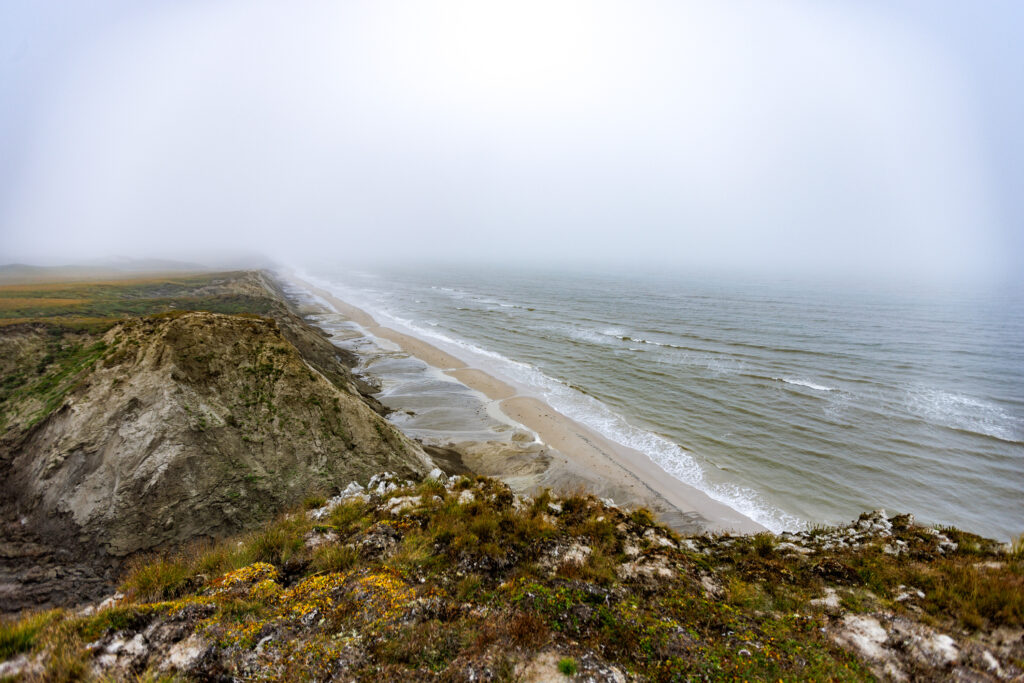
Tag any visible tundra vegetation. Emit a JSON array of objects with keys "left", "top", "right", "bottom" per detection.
[{"left": 1, "top": 472, "right": 1021, "bottom": 681}]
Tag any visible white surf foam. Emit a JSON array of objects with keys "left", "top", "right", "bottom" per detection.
[
  {"left": 905, "top": 387, "right": 1021, "bottom": 443},
  {"left": 776, "top": 377, "right": 835, "bottom": 392}
]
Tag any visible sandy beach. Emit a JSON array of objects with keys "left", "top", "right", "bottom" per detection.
[{"left": 290, "top": 274, "right": 764, "bottom": 535}]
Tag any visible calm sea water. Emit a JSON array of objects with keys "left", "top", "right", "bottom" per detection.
[{"left": 302, "top": 265, "right": 1024, "bottom": 540}]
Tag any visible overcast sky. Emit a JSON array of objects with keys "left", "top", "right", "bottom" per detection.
[{"left": 1, "top": 0, "right": 1021, "bottom": 284}]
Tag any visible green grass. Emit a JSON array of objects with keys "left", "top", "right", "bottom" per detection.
[
  {"left": 121, "top": 557, "right": 195, "bottom": 603},
  {"left": 0, "top": 610, "right": 59, "bottom": 658}
]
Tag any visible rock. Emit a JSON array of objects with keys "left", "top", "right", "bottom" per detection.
[
  {"left": 426, "top": 467, "right": 447, "bottom": 484},
  {"left": 888, "top": 616, "right": 961, "bottom": 668},
  {"left": 882, "top": 540, "right": 908, "bottom": 555},
  {"left": 368, "top": 472, "right": 407, "bottom": 496},
  {"left": 160, "top": 634, "right": 209, "bottom": 672},
  {"left": 981, "top": 650, "right": 1004, "bottom": 676},
  {"left": 353, "top": 522, "right": 403, "bottom": 560},
  {"left": 922, "top": 633, "right": 958, "bottom": 666},
  {"left": 256, "top": 635, "right": 274, "bottom": 654},
  {"left": 383, "top": 495, "right": 421, "bottom": 515},
  {"left": 830, "top": 611, "right": 969, "bottom": 681},
  {"left": 303, "top": 528, "right": 339, "bottom": 549},
  {"left": 831, "top": 615, "right": 902, "bottom": 680},
  {"left": 679, "top": 539, "right": 702, "bottom": 553},
  {"left": 98, "top": 592, "right": 124, "bottom": 611},
  {"left": 339, "top": 481, "right": 368, "bottom": 500},
  {"left": 0, "top": 654, "right": 43, "bottom": 679},
  {"left": 699, "top": 574, "right": 723, "bottom": 598},
  {"left": 458, "top": 490, "right": 475, "bottom": 505},
  {"left": 617, "top": 555, "right": 676, "bottom": 582},
  {"left": 643, "top": 528, "right": 677, "bottom": 549},
  {"left": 445, "top": 475, "right": 467, "bottom": 490},
  {"left": 776, "top": 542, "right": 812, "bottom": 555},
  {"left": 810, "top": 587, "right": 841, "bottom": 612},
  {"left": 107, "top": 633, "right": 148, "bottom": 658},
  {"left": 310, "top": 481, "right": 371, "bottom": 520},
  {"left": 562, "top": 543, "right": 592, "bottom": 566},
  {"left": 894, "top": 585, "right": 924, "bottom": 602}
]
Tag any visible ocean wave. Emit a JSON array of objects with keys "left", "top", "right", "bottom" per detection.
[
  {"left": 616, "top": 334, "right": 690, "bottom": 350},
  {"left": 775, "top": 377, "right": 835, "bottom": 392},
  {"left": 905, "top": 388, "right": 1022, "bottom": 443},
  {"left": 566, "top": 327, "right": 626, "bottom": 346},
  {"left": 428, "top": 285, "right": 524, "bottom": 311}
]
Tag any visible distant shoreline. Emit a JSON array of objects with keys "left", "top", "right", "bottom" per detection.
[{"left": 284, "top": 272, "right": 765, "bottom": 536}]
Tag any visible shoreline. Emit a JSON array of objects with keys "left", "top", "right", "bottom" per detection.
[{"left": 287, "top": 272, "right": 765, "bottom": 535}]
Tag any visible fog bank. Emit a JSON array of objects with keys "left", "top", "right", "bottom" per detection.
[{"left": 1, "top": 1, "right": 1019, "bottom": 285}]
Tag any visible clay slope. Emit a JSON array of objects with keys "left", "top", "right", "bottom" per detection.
[{"left": 1, "top": 311, "right": 432, "bottom": 563}]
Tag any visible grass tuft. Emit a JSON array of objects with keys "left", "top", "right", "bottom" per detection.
[
  {"left": 121, "top": 556, "right": 193, "bottom": 603},
  {"left": 0, "top": 609, "right": 59, "bottom": 658}
]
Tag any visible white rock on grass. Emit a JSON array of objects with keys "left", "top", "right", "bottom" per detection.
[
  {"left": 97, "top": 593, "right": 124, "bottom": 611},
  {"left": 160, "top": 635, "right": 209, "bottom": 672},
  {"left": 643, "top": 528, "right": 677, "bottom": 549},
  {"left": 617, "top": 555, "right": 676, "bottom": 581},
  {"left": 920, "top": 633, "right": 958, "bottom": 666},
  {"left": 384, "top": 495, "right": 421, "bottom": 515},
  {"left": 562, "top": 543, "right": 592, "bottom": 566},
  {"left": 810, "top": 587, "right": 842, "bottom": 611},
  {"left": 309, "top": 481, "right": 368, "bottom": 520}
]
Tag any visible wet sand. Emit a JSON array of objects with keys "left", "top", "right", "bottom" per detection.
[
  {"left": 289, "top": 274, "right": 764, "bottom": 535},
  {"left": 445, "top": 368, "right": 517, "bottom": 400}
]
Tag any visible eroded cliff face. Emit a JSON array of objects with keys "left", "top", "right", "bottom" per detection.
[
  {"left": 4, "top": 311, "right": 431, "bottom": 557},
  {"left": 0, "top": 288, "right": 433, "bottom": 611}
]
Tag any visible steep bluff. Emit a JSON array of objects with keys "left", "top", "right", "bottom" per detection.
[{"left": 0, "top": 272, "right": 432, "bottom": 612}]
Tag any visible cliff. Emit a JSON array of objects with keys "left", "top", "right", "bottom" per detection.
[{"left": 0, "top": 271, "right": 431, "bottom": 612}]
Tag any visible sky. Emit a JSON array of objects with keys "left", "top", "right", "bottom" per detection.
[{"left": 1, "top": 0, "right": 1022, "bottom": 285}]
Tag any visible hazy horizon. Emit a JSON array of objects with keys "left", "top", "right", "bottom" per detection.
[{"left": 2, "top": 1, "right": 1022, "bottom": 287}]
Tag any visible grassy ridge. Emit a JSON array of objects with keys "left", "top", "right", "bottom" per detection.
[{"left": 0, "top": 274, "right": 274, "bottom": 332}]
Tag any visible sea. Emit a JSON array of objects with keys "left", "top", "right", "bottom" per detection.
[{"left": 297, "top": 264, "right": 1024, "bottom": 541}]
